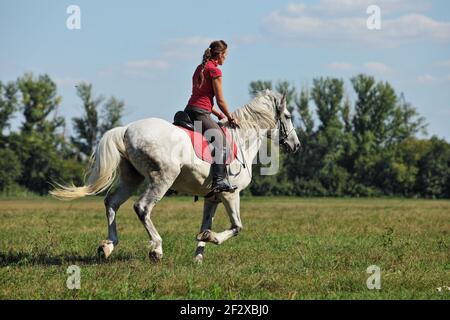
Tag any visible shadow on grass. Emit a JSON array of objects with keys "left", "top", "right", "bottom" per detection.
[{"left": 0, "top": 251, "right": 135, "bottom": 267}]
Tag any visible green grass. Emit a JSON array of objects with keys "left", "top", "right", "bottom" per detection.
[{"left": 0, "top": 196, "right": 449, "bottom": 299}]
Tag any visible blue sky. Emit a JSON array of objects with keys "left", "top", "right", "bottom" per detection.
[{"left": 1, "top": 0, "right": 449, "bottom": 140}]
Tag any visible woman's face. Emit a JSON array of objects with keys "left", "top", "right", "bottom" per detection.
[{"left": 217, "top": 50, "right": 228, "bottom": 65}]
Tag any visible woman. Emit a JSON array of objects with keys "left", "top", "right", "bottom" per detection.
[{"left": 185, "top": 40, "right": 238, "bottom": 193}]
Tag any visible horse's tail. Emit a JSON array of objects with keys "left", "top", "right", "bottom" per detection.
[{"left": 50, "top": 126, "right": 128, "bottom": 201}]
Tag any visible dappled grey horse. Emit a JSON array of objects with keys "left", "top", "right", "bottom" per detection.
[{"left": 50, "top": 90, "right": 300, "bottom": 263}]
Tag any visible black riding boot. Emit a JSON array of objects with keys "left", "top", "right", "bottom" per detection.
[
  {"left": 211, "top": 147, "right": 237, "bottom": 193},
  {"left": 211, "top": 147, "right": 236, "bottom": 192}
]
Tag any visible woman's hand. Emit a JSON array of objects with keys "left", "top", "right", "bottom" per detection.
[{"left": 228, "top": 116, "right": 239, "bottom": 128}]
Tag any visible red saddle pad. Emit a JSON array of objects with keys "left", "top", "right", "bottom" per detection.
[{"left": 176, "top": 126, "right": 238, "bottom": 164}]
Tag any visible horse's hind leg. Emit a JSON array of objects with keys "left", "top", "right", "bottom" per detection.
[
  {"left": 99, "top": 159, "right": 144, "bottom": 259},
  {"left": 133, "top": 169, "right": 180, "bottom": 262}
]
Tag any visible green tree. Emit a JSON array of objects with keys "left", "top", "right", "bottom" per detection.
[
  {"left": 8, "top": 73, "right": 83, "bottom": 194},
  {"left": 249, "top": 81, "right": 272, "bottom": 97},
  {"left": 375, "top": 138, "right": 430, "bottom": 196},
  {"left": 17, "top": 73, "right": 64, "bottom": 134},
  {"left": 350, "top": 75, "right": 396, "bottom": 194},
  {"left": 311, "top": 77, "right": 349, "bottom": 195},
  {"left": 71, "top": 84, "right": 125, "bottom": 159},
  {"left": 100, "top": 96, "right": 125, "bottom": 135},
  {"left": 0, "top": 81, "right": 18, "bottom": 140},
  {"left": 249, "top": 80, "right": 296, "bottom": 112},
  {"left": 275, "top": 81, "right": 296, "bottom": 113},
  {"left": 288, "top": 87, "right": 324, "bottom": 196},
  {"left": 245, "top": 76, "right": 438, "bottom": 198},
  {"left": 0, "top": 148, "right": 22, "bottom": 192},
  {"left": 296, "top": 88, "right": 314, "bottom": 135},
  {"left": 388, "top": 93, "right": 427, "bottom": 145},
  {"left": 349, "top": 74, "right": 428, "bottom": 195},
  {"left": 71, "top": 82, "right": 104, "bottom": 158},
  {"left": 416, "top": 136, "right": 450, "bottom": 198}
]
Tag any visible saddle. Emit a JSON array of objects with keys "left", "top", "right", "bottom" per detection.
[{"left": 173, "top": 111, "right": 237, "bottom": 164}]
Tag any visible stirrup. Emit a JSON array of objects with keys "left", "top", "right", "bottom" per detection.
[{"left": 212, "top": 181, "right": 237, "bottom": 193}]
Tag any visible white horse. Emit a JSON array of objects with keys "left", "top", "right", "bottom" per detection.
[{"left": 50, "top": 90, "right": 300, "bottom": 263}]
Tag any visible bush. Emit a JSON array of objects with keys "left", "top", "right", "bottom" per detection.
[
  {"left": 0, "top": 148, "right": 22, "bottom": 192},
  {"left": 416, "top": 136, "right": 450, "bottom": 198}
]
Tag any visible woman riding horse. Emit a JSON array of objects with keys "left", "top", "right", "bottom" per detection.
[{"left": 184, "top": 40, "right": 238, "bottom": 193}]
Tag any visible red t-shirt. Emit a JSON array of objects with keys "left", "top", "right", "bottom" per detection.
[{"left": 187, "top": 60, "right": 222, "bottom": 112}]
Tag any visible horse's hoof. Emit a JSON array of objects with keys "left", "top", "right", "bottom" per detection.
[
  {"left": 196, "top": 230, "right": 209, "bottom": 241},
  {"left": 149, "top": 251, "right": 163, "bottom": 263},
  {"left": 196, "top": 230, "right": 219, "bottom": 244},
  {"left": 97, "top": 240, "right": 113, "bottom": 259},
  {"left": 193, "top": 254, "right": 203, "bottom": 265}
]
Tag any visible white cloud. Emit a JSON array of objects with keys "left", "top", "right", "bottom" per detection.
[
  {"left": 311, "top": 0, "right": 430, "bottom": 15},
  {"left": 263, "top": 10, "right": 369, "bottom": 45},
  {"left": 364, "top": 62, "right": 393, "bottom": 74},
  {"left": 383, "top": 14, "right": 450, "bottom": 42},
  {"left": 286, "top": 3, "right": 307, "bottom": 15},
  {"left": 328, "top": 62, "right": 353, "bottom": 71},
  {"left": 262, "top": 2, "right": 450, "bottom": 47},
  {"left": 417, "top": 74, "right": 436, "bottom": 83},
  {"left": 101, "top": 35, "right": 223, "bottom": 80},
  {"left": 415, "top": 73, "right": 450, "bottom": 84}
]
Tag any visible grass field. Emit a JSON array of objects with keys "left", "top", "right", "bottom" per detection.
[{"left": 0, "top": 196, "right": 449, "bottom": 299}]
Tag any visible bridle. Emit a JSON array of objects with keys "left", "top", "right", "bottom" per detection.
[
  {"left": 227, "top": 96, "right": 296, "bottom": 181},
  {"left": 276, "top": 107, "right": 295, "bottom": 149}
]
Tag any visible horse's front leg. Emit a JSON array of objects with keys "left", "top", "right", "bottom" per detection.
[
  {"left": 213, "top": 192, "right": 242, "bottom": 245},
  {"left": 194, "top": 196, "right": 220, "bottom": 263}
]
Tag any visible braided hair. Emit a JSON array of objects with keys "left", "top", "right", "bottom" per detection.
[{"left": 196, "top": 40, "right": 228, "bottom": 88}]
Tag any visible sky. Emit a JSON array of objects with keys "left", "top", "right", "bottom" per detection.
[{"left": 1, "top": 0, "right": 449, "bottom": 140}]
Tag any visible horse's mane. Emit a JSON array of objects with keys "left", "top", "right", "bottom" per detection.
[{"left": 223, "top": 90, "right": 279, "bottom": 130}]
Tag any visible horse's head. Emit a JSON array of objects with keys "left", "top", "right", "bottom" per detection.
[
  {"left": 269, "top": 90, "right": 301, "bottom": 153},
  {"left": 232, "top": 90, "right": 301, "bottom": 153}
]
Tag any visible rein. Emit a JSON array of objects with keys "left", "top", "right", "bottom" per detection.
[
  {"left": 227, "top": 101, "right": 292, "bottom": 180},
  {"left": 228, "top": 127, "right": 251, "bottom": 179},
  {"left": 276, "top": 109, "right": 295, "bottom": 149}
]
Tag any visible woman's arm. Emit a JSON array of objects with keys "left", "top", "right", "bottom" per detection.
[
  {"left": 211, "top": 106, "right": 225, "bottom": 120},
  {"left": 212, "top": 76, "right": 238, "bottom": 126}
]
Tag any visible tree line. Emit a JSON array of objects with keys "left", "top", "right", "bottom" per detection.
[
  {"left": 248, "top": 76, "right": 450, "bottom": 198},
  {"left": 0, "top": 72, "right": 449, "bottom": 198},
  {"left": 0, "top": 73, "right": 124, "bottom": 195}
]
